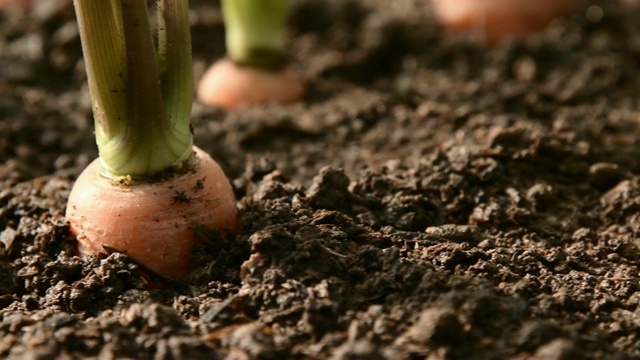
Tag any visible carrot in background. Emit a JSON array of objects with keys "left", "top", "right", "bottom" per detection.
[
  {"left": 197, "top": 0, "right": 305, "bottom": 110},
  {"left": 431, "top": 0, "right": 588, "bottom": 45}
]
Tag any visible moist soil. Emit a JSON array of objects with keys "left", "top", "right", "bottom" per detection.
[{"left": 1, "top": 0, "right": 640, "bottom": 358}]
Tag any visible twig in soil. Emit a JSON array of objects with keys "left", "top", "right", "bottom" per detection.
[{"left": 317, "top": 243, "right": 349, "bottom": 259}]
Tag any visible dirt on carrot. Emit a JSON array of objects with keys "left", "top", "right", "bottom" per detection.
[{"left": 2, "top": 0, "right": 640, "bottom": 358}]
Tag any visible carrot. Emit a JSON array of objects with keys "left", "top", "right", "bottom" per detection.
[
  {"left": 431, "top": 0, "right": 588, "bottom": 44},
  {"left": 0, "top": 0, "right": 34, "bottom": 7},
  {"left": 196, "top": 0, "right": 305, "bottom": 110},
  {"left": 67, "top": 0, "right": 238, "bottom": 279},
  {"left": 66, "top": 147, "right": 238, "bottom": 279},
  {"left": 197, "top": 57, "right": 304, "bottom": 111}
]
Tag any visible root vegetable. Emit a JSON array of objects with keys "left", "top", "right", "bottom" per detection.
[
  {"left": 68, "top": 0, "right": 238, "bottom": 278},
  {"left": 196, "top": 0, "right": 305, "bottom": 110},
  {"left": 197, "top": 57, "right": 304, "bottom": 110},
  {"left": 66, "top": 147, "right": 238, "bottom": 279},
  {"left": 0, "top": 0, "right": 35, "bottom": 8},
  {"left": 431, "top": 0, "right": 588, "bottom": 44}
]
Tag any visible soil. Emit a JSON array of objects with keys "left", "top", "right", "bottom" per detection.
[{"left": 1, "top": 0, "right": 640, "bottom": 358}]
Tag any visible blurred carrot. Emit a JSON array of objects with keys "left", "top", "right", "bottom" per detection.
[
  {"left": 196, "top": 0, "right": 305, "bottom": 110},
  {"left": 198, "top": 57, "right": 304, "bottom": 110},
  {"left": 431, "top": 0, "right": 588, "bottom": 44},
  {"left": 0, "top": 0, "right": 31, "bottom": 6}
]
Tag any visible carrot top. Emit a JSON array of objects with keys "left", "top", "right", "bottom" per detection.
[
  {"left": 74, "top": 0, "right": 193, "bottom": 178},
  {"left": 222, "top": 0, "right": 289, "bottom": 70}
]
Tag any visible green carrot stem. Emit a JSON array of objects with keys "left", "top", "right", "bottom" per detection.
[
  {"left": 222, "top": 0, "right": 289, "bottom": 70},
  {"left": 74, "top": 0, "right": 193, "bottom": 179},
  {"left": 157, "top": 0, "right": 193, "bottom": 146}
]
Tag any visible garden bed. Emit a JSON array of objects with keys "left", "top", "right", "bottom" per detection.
[{"left": 1, "top": 0, "right": 640, "bottom": 358}]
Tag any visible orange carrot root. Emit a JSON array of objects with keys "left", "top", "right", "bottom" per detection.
[
  {"left": 431, "top": 0, "right": 588, "bottom": 44},
  {"left": 196, "top": 58, "right": 305, "bottom": 111},
  {"left": 66, "top": 146, "right": 238, "bottom": 279},
  {"left": 0, "top": 0, "right": 41, "bottom": 9}
]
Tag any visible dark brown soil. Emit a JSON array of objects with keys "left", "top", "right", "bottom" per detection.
[{"left": 2, "top": 0, "right": 640, "bottom": 358}]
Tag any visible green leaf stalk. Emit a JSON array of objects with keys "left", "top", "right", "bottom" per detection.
[
  {"left": 222, "top": 0, "right": 289, "bottom": 70},
  {"left": 74, "top": 0, "right": 193, "bottom": 178}
]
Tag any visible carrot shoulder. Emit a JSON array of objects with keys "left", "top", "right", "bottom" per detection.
[
  {"left": 197, "top": 57, "right": 304, "bottom": 110},
  {"left": 67, "top": 147, "right": 237, "bottom": 279}
]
